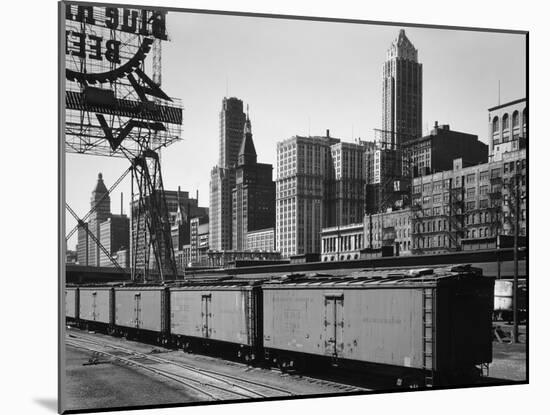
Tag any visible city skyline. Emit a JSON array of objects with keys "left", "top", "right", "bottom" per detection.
[{"left": 66, "top": 13, "right": 526, "bottom": 250}]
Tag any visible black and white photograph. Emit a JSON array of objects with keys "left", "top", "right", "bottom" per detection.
[{"left": 59, "top": 1, "right": 528, "bottom": 413}]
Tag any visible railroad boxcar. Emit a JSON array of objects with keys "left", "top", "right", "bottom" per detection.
[
  {"left": 65, "top": 286, "right": 79, "bottom": 322},
  {"left": 113, "top": 286, "right": 170, "bottom": 343},
  {"left": 262, "top": 266, "right": 494, "bottom": 387},
  {"left": 78, "top": 286, "right": 114, "bottom": 331},
  {"left": 169, "top": 281, "right": 263, "bottom": 361}
]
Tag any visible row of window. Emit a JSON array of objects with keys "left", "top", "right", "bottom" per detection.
[{"left": 492, "top": 108, "right": 527, "bottom": 134}]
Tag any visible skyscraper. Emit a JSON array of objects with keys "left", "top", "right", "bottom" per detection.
[
  {"left": 381, "top": 29, "right": 422, "bottom": 148},
  {"left": 232, "top": 113, "right": 276, "bottom": 250},
  {"left": 77, "top": 173, "right": 111, "bottom": 266},
  {"left": 209, "top": 97, "right": 246, "bottom": 251},
  {"left": 329, "top": 141, "right": 367, "bottom": 227},
  {"left": 219, "top": 97, "right": 247, "bottom": 169},
  {"left": 276, "top": 132, "right": 340, "bottom": 257},
  {"left": 76, "top": 173, "right": 130, "bottom": 268}
]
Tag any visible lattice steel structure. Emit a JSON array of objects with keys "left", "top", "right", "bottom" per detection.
[{"left": 64, "top": 4, "right": 183, "bottom": 281}]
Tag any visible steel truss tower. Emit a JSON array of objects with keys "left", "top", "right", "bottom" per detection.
[{"left": 64, "top": 5, "right": 183, "bottom": 281}]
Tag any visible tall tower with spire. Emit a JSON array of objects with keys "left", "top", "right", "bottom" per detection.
[
  {"left": 209, "top": 97, "right": 246, "bottom": 251},
  {"left": 76, "top": 173, "right": 112, "bottom": 266},
  {"left": 88, "top": 173, "right": 111, "bottom": 265},
  {"left": 381, "top": 29, "right": 423, "bottom": 148},
  {"left": 232, "top": 109, "right": 276, "bottom": 250}
]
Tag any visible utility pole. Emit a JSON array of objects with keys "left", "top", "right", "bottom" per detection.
[{"left": 512, "top": 164, "right": 520, "bottom": 343}]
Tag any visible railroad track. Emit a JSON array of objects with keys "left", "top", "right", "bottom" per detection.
[{"left": 66, "top": 332, "right": 296, "bottom": 401}]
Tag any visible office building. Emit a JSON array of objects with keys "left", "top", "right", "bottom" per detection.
[
  {"left": 488, "top": 98, "right": 527, "bottom": 162},
  {"left": 209, "top": 97, "right": 247, "bottom": 251},
  {"left": 410, "top": 149, "right": 526, "bottom": 254},
  {"left": 247, "top": 228, "right": 275, "bottom": 252},
  {"left": 381, "top": 29, "right": 423, "bottom": 148},
  {"left": 99, "top": 214, "right": 130, "bottom": 267},
  {"left": 232, "top": 114, "right": 276, "bottom": 250},
  {"left": 276, "top": 131, "right": 340, "bottom": 257},
  {"left": 402, "top": 122, "right": 488, "bottom": 177},
  {"left": 321, "top": 223, "right": 364, "bottom": 262},
  {"left": 363, "top": 208, "right": 412, "bottom": 255},
  {"left": 329, "top": 141, "right": 366, "bottom": 226},
  {"left": 77, "top": 173, "right": 111, "bottom": 266}
]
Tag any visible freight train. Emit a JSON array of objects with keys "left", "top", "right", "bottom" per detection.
[{"left": 65, "top": 265, "right": 494, "bottom": 388}]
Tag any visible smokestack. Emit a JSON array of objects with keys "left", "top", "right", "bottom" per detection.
[
  {"left": 326, "top": 129, "right": 330, "bottom": 138},
  {"left": 196, "top": 189, "right": 199, "bottom": 203}
]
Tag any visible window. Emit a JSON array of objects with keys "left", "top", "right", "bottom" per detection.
[
  {"left": 502, "top": 113, "right": 510, "bottom": 130},
  {"left": 480, "top": 171, "right": 489, "bottom": 181},
  {"left": 466, "top": 174, "right": 476, "bottom": 184},
  {"left": 492, "top": 116, "right": 499, "bottom": 134},
  {"left": 466, "top": 201, "right": 476, "bottom": 211},
  {"left": 480, "top": 199, "right": 489, "bottom": 209},
  {"left": 512, "top": 110, "right": 520, "bottom": 127},
  {"left": 466, "top": 188, "right": 476, "bottom": 199}
]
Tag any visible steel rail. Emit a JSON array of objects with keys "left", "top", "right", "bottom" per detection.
[
  {"left": 66, "top": 338, "right": 256, "bottom": 400},
  {"left": 69, "top": 333, "right": 295, "bottom": 397}
]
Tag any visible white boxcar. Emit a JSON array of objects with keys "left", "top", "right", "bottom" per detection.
[
  {"left": 79, "top": 287, "right": 113, "bottom": 324},
  {"left": 114, "top": 286, "right": 168, "bottom": 333},
  {"left": 169, "top": 283, "right": 261, "bottom": 347},
  {"left": 262, "top": 267, "right": 494, "bottom": 379},
  {"left": 65, "top": 287, "right": 78, "bottom": 319}
]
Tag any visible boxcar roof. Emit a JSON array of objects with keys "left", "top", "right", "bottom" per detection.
[{"left": 261, "top": 265, "right": 484, "bottom": 288}]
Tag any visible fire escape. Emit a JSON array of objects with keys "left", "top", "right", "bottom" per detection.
[
  {"left": 488, "top": 174, "right": 503, "bottom": 239},
  {"left": 410, "top": 190, "right": 425, "bottom": 255},
  {"left": 446, "top": 177, "right": 465, "bottom": 251}
]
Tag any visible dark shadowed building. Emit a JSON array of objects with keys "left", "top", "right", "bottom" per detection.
[
  {"left": 403, "top": 122, "right": 488, "bottom": 177},
  {"left": 232, "top": 113, "right": 276, "bottom": 250}
]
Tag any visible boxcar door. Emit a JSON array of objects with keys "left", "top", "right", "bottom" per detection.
[
  {"left": 92, "top": 292, "right": 97, "bottom": 321},
  {"left": 201, "top": 294, "right": 212, "bottom": 338},
  {"left": 134, "top": 293, "right": 141, "bottom": 329},
  {"left": 323, "top": 293, "right": 344, "bottom": 357}
]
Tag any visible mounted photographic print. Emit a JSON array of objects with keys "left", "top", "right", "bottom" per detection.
[{"left": 59, "top": 1, "right": 528, "bottom": 413}]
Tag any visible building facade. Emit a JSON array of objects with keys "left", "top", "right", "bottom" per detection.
[
  {"left": 276, "top": 132, "right": 340, "bottom": 257},
  {"left": 329, "top": 141, "right": 366, "bottom": 226},
  {"left": 488, "top": 98, "right": 527, "bottom": 162},
  {"left": 321, "top": 223, "right": 364, "bottom": 262},
  {"left": 77, "top": 173, "right": 112, "bottom": 266},
  {"left": 232, "top": 114, "right": 276, "bottom": 250},
  {"left": 246, "top": 228, "right": 275, "bottom": 252},
  {"left": 209, "top": 97, "right": 247, "bottom": 251},
  {"left": 381, "top": 29, "right": 423, "bottom": 148},
  {"left": 363, "top": 208, "right": 412, "bottom": 255},
  {"left": 410, "top": 149, "right": 526, "bottom": 254},
  {"left": 190, "top": 216, "right": 209, "bottom": 266},
  {"left": 99, "top": 214, "right": 130, "bottom": 267},
  {"left": 402, "top": 122, "right": 488, "bottom": 177}
]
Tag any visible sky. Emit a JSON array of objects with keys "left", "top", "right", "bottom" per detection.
[{"left": 65, "top": 10, "right": 526, "bottom": 250}]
